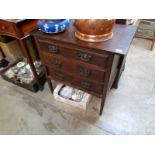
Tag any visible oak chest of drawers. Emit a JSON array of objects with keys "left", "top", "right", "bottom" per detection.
[{"left": 31, "top": 23, "right": 136, "bottom": 115}]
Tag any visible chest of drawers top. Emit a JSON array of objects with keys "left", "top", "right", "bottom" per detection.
[{"left": 31, "top": 23, "right": 137, "bottom": 56}]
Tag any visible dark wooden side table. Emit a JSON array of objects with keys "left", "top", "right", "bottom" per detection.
[
  {"left": 31, "top": 24, "right": 136, "bottom": 115},
  {"left": 0, "top": 19, "right": 43, "bottom": 89}
]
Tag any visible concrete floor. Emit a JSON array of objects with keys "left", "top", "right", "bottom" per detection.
[{"left": 0, "top": 38, "right": 155, "bottom": 135}]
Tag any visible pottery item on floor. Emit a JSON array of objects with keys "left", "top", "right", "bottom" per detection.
[
  {"left": 59, "top": 86, "right": 74, "bottom": 99},
  {"left": 17, "top": 61, "right": 26, "bottom": 68},
  {"left": 74, "top": 19, "right": 115, "bottom": 42},
  {"left": 4, "top": 60, "right": 43, "bottom": 84},
  {"left": 34, "top": 61, "right": 42, "bottom": 74},
  {"left": 38, "top": 19, "right": 70, "bottom": 34},
  {"left": 12, "top": 66, "right": 20, "bottom": 74},
  {"left": 59, "top": 85, "right": 85, "bottom": 102},
  {"left": 54, "top": 84, "right": 92, "bottom": 110},
  {"left": 0, "top": 67, "right": 4, "bottom": 71},
  {"left": 71, "top": 89, "right": 84, "bottom": 102},
  {"left": 25, "top": 64, "right": 33, "bottom": 75},
  {"left": 5, "top": 69, "right": 15, "bottom": 78},
  {"left": 20, "top": 76, "right": 34, "bottom": 84},
  {"left": 34, "top": 61, "right": 41, "bottom": 69}
]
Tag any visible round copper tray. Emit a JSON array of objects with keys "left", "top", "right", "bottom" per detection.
[{"left": 75, "top": 30, "right": 113, "bottom": 42}]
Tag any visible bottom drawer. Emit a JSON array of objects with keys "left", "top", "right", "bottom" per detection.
[{"left": 46, "top": 67, "right": 104, "bottom": 95}]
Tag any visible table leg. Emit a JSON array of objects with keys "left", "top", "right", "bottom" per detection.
[
  {"left": 44, "top": 66, "right": 53, "bottom": 93},
  {"left": 112, "top": 55, "right": 126, "bottom": 89},
  {"left": 0, "top": 46, "right": 5, "bottom": 58},
  {"left": 18, "top": 38, "right": 43, "bottom": 90},
  {"left": 151, "top": 37, "right": 155, "bottom": 51},
  {"left": 47, "top": 77, "right": 54, "bottom": 93},
  {"left": 99, "top": 56, "right": 114, "bottom": 115},
  {"left": 100, "top": 98, "right": 106, "bottom": 115}
]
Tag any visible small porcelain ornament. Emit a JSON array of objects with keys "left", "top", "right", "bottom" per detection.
[
  {"left": 38, "top": 19, "right": 70, "bottom": 34},
  {"left": 71, "top": 90, "right": 84, "bottom": 102}
]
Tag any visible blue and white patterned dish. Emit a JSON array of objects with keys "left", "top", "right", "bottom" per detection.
[{"left": 38, "top": 19, "right": 70, "bottom": 34}]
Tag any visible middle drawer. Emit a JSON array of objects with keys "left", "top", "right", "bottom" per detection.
[{"left": 42, "top": 52, "right": 106, "bottom": 83}]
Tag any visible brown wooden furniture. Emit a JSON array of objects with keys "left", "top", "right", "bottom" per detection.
[
  {"left": 0, "top": 19, "right": 43, "bottom": 89},
  {"left": 31, "top": 23, "right": 136, "bottom": 115},
  {"left": 135, "top": 19, "right": 155, "bottom": 51},
  {"left": 116, "top": 19, "right": 127, "bottom": 25}
]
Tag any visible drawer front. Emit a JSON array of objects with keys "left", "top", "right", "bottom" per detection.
[
  {"left": 0, "top": 21, "right": 16, "bottom": 36},
  {"left": 47, "top": 67, "right": 104, "bottom": 94},
  {"left": 42, "top": 53, "right": 106, "bottom": 83},
  {"left": 38, "top": 40, "right": 109, "bottom": 68}
]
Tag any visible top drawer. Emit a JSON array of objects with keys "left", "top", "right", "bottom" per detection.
[
  {"left": 37, "top": 39, "right": 110, "bottom": 68},
  {"left": 0, "top": 20, "right": 16, "bottom": 36}
]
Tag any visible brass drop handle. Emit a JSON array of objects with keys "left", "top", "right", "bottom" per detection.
[
  {"left": 79, "top": 67, "right": 91, "bottom": 77},
  {"left": 48, "top": 45, "right": 59, "bottom": 53},
  {"left": 51, "top": 60, "right": 62, "bottom": 68},
  {"left": 55, "top": 72, "right": 64, "bottom": 80},
  {"left": 78, "top": 52, "right": 92, "bottom": 62},
  {"left": 80, "top": 81, "right": 91, "bottom": 89}
]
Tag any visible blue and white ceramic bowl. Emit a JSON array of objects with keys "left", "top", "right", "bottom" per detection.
[{"left": 38, "top": 19, "right": 70, "bottom": 34}]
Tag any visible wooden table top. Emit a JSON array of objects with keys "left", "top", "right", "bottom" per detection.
[
  {"left": 1, "top": 19, "right": 25, "bottom": 23},
  {"left": 31, "top": 23, "right": 137, "bottom": 55}
]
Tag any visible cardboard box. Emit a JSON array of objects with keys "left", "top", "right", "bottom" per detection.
[
  {"left": 0, "top": 40, "right": 23, "bottom": 61},
  {"left": 54, "top": 83, "right": 92, "bottom": 110}
]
